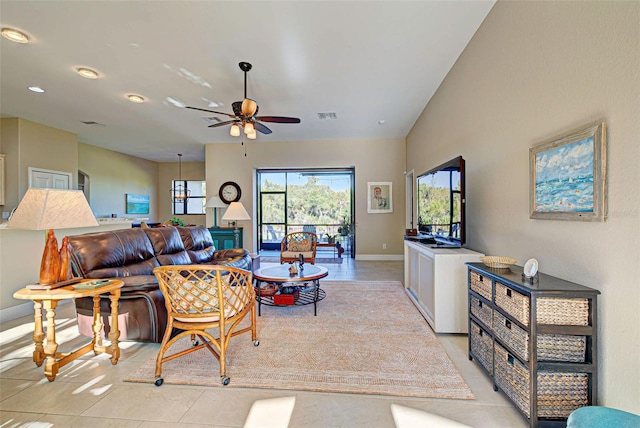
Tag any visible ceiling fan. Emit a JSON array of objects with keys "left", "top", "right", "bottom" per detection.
[{"left": 186, "top": 62, "right": 300, "bottom": 139}]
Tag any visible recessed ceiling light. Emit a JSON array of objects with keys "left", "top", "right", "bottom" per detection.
[
  {"left": 77, "top": 68, "right": 99, "bottom": 79},
  {"left": 378, "top": 120, "right": 386, "bottom": 125},
  {"left": 27, "top": 86, "right": 45, "bottom": 93},
  {"left": 1, "top": 28, "right": 29, "bottom": 43},
  {"left": 127, "top": 94, "right": 145, "bottom": 103}
]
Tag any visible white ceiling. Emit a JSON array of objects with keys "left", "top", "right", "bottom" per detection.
[{"left": 0, "top": 1, "right": 494, "bottom": 162}]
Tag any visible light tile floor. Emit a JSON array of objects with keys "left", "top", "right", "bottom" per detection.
[{"left": 0, "top": 257, "right": 527, "bottom": 427}]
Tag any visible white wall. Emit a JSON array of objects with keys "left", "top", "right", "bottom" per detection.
[{"left": 406, "top": 1, "right": 639, "bottom": 413}]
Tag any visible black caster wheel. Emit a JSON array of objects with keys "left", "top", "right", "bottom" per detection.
[
  {"left": 155, "top": 377, "right": 164, "bottom": 386},
  {"left": 221, "top": 375, "right": 230, "bottom": 386},
  {"left": 254, "top": 340, "right": 260, "bottom": 346},
  {"left": 493, "top": 384, "right": 499, "bottom": 392},
  {"left": 192, "top": 339, "right": 199, "bottom": 346}
]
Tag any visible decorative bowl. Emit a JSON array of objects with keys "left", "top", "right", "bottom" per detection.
[
  {"left": 480, "top": 256, "right": 517, "bottom": 269},
  {"left": 255, "top": 284, "right": 278, "bottom": 297}
]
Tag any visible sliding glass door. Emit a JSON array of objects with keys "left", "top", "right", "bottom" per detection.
[{"left": 257, "top": 168, "right": 355, "bottom": 257}]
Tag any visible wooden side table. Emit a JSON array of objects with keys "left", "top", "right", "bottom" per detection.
[{"left": 13, "top": 279, "right": 123, "bottom": 381}]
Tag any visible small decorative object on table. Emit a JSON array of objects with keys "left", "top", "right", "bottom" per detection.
[
  {"left": 480, "top": 256, "right": 517, "bottom": 269},
  {"left": 298, "top": 254, "right": 305, "bottom": 270},
  {"left": 522, "top": 258, "right": 539, "bottom": 284},
  {"left": 288, "top": 265, "right": 298, "bottom": 275}
]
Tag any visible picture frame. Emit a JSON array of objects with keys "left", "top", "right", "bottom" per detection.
[
  {"left": 529, "top": 121, "right": 607, "bottom": 221},
  {"left": 367, "top": 182, "right": 393, "bottom": 214},
  {"left": 126, "top": 193, "right": 150, "bottom": 214}
]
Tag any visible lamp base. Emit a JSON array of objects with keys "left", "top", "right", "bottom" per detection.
[{"left": 40, "top": 229, "right": 60, "bottom": 286}]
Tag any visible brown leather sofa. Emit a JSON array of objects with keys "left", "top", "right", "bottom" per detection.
[{"left": 68, "top": 226, "right": 251, "bottom": 343}]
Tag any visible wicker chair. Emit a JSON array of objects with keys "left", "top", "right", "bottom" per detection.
[
  {"left": 152, "top": 265, "right": 258, "bottom": 386},
  {"left": 280, "top": 231, "right": 318, "bottom": 265}
]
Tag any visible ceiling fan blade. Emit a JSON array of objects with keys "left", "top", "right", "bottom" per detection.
[
  {"left": 208, "top": 120, "right": 240, "bottom": 128},
  {"left": 255, "top": 116, "right": 301, "bottom": 124},
  {"left": 254, "top": 121, "right": 272, "bottom": 134},
  {"left": 186, "top": 106, "right": 236, "bottom": 118},
  {"left": 241, "top": 98, "right": 258, "bottom": 116}
]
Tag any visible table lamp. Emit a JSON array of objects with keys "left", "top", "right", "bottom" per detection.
[
  {"left": 8, "top": 188, "right": 99, "bottom": 285},
  {"left": 205, "top": 196, "right": 227, "bottom": 228},
  {"left": 221, "top": 201, "right": 250, "bottom": 247}
]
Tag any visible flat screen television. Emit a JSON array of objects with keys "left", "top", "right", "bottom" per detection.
[{"left": 416, "top": 156, "right": 465, "bottom": 246}]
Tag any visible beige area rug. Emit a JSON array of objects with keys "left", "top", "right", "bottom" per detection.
[{"left": 124, "top": 281, "right": 475, "bottom": 399}]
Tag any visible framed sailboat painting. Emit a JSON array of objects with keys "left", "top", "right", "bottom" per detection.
[{"left": 529, "top": 122, "right": 607, "bottom": 221}]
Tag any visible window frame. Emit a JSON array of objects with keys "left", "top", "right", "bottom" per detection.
[{"left": 172, "top": 180, "right": 206, "bottom": 215}]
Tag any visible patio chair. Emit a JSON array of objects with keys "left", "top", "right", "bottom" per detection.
[
  {"left": 152, "top": 265, "right": 259, "bottom": 386},
  {"left": 280, "top": 231, "right": 318, "bottom": 265}
]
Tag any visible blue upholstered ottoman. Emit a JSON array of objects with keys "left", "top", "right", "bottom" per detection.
[{"left": 567, "top": 406, "right": 640, "bottom": 428}]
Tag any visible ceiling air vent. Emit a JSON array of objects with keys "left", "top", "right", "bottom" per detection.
[
  {"left": 81, "top": 121, "right": 105, "bottom": 126},
  {"left": 317, "top": 112, "right": 337, "bottom": 120}
]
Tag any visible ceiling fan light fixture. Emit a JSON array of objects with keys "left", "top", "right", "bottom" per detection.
[
  {"left": 230, "top": 123, "right": 241, "bottom": 137},
  {"left": 241, "top": 98, "right": 257, "bottom": 116},
  {"left": 247, "top": 131, "right": 257, "bottom": 140},
  {"left": 244, "top": 122, "right": 254, "bottom": 135},
  {"left": 1, "top": 28, "right": 29, "bottom": 43}
]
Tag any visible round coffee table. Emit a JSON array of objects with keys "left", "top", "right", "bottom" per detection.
[{"left": 253, "top": 264, "right": 328, "bottom": 316}]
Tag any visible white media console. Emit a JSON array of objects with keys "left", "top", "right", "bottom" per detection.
[{"left": 404, "top": 240, "right": 483, "bottom": 333}]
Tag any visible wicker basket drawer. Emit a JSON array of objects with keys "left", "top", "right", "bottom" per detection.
[
  {"left": 470, "top": 321, "right": 493, "bottom": 375},
  {"left": 495, "top": 282, "right": 530, "bottom": 326},
  {"left": 537, "top": 297, "right": 590, "bottom": 326},
  {"left": 470, "top": 271, "right": 492, "bottom": 301},
  {"left": 493, "top": 311, "right": 586, "bottom": 362},
  {"left": 470, "top": 295, "right": 493, "bottom": 328},
  {"left": 494, "top": 342, "right": 589, "bottom": 419}
]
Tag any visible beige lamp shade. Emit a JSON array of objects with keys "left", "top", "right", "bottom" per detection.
[
  {"left": 8, "top": 188, "right": 98, "bottom": 230},
  {"left": 206, "top": 196, "right": 227, "bottom": 208},
  {"left": 222, "top": 201, "right": 251, "bottom": 222}
]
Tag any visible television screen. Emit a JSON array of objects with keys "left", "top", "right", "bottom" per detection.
[{"left": 416, "top": 156, "right": 465, "bottom": 245}]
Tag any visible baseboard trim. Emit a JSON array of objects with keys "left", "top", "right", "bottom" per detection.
[{"left": 355, "top": 254, "right": 404, "bottom": 261}]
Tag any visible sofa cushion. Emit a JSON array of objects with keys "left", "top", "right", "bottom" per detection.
[
  {"left": 143, "top": 227, "right": 192, "bottom": 266},
  {"left": 175, "top": 226, "right": 216, "bottom": 263},
  {"left": 69, "top": 228, "right": 159, "bottom": 279}
]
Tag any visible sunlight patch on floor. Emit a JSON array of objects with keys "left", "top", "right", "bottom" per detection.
[
  {"left": 244, "top": 396, "right": 296, "bottom": 428},
  {"left": 391, "top": 404, "right": 471, "bottom": 428}
]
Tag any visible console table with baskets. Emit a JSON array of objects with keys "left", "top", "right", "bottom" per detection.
[{"left": 466, "top": 262, "right": 599, "bottom": 428}]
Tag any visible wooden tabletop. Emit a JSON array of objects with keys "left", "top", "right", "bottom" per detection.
[
  {"left": 14, "top": 279, "right": 124, "bottom": 301},
  {"left": 254, "top": 264, "right": 328, "bottom": 283}
]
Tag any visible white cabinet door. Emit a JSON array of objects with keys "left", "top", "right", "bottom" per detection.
[
  {"left": 418, "top": 251, "right": 435, "bottom": 324},
  {"left": 29, "top": 168, "right": 71, "bottom": 189}
]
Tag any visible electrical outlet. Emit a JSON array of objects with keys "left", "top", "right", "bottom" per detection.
[{"left": 382, "top": 243, "right": 387, "bottom": 250}]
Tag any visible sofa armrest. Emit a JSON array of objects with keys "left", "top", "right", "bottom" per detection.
[
  {"left": 211, "top": 248, "right": 252, "bottom": 271},
  {"left": 213, "top": 248, "right": 248, "bottom": 261}
]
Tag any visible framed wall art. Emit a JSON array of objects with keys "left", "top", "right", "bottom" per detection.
[
  {"left": 126, "top": 193, "right": 150, "bottom": 214},
  {"left": 529, "top": 121, "right": 607, "bottom": 221},
  {"left": 367, "top": 182, "right": 393, "bottom": 214}
]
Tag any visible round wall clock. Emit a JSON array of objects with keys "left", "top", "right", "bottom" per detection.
[{"left": 219, "top": 181, "right": 241, "bottom": 204}]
